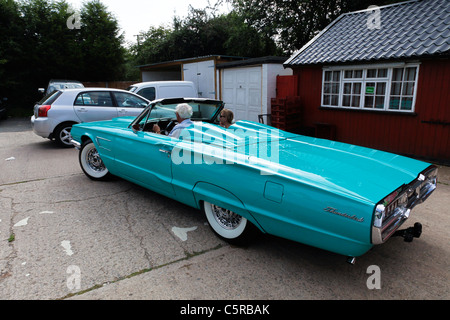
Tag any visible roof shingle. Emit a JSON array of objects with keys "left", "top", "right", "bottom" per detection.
[{"left": 285, "top": 0, "right": 450, "bottom": 66}]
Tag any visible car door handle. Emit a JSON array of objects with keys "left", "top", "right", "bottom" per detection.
[
  {"left": 118, "top": 108, "right": 126, "bottom": 114},
  {"left": 77, "top": 107, "right": 87, "bottom": 112},
  {"left": 159, "top": 149, "right": 171, "bottom": 155}
]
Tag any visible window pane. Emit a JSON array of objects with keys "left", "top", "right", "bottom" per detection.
[
  {"left": 97, "top": 93, "right": 113, "bottom": 106},
  {"left": 324, "top": 71, "right": 332, "bottom": 81},
  {"left": 323, "top": 95, "right": 330, "bottom": 105},
  {"left": 332, "top": 83, "right": 340, "bottom": 94},
  {"left": 401, "top": 97, "right": 413, "bottom": 110},
  {"left": 343, "top": 83, "right": 351, "bottom": 94},
  {"left": 114, "top": 92, "right": 148, "bottom": 108},
  {"left": 391, "top": 82, "right": 402, "bottom": 95},
  {"left": 367, "top": 69, "right": 377, "bottom": 78},
  {"left": 331, "top": 95, "right": 339, "bottom": 106},
  {"left": 343, "top": 95, "right": 351, "bottom": 106},
  {"left": 74, "top": 95, "right": 84, "bottom": 105},
  {"left": 405, "top": 67, "right": 416, "bottom": 81},
  {"left": 365, "top": 96, "right": 374, "bottom": 108},
  {"left": 392, "top": 68, "right": 403, "bottom": 81},
  {"left": 344, "top": 70, "right": 353, "bottom": 78},
  {"left": 375, "top": 96, "right": 385, "bottom": 109},
  {"left": 77, "top": 92, "right": 112, "bottom": 106},
  {"left": 354, "top": 70, "right": 363, "bottom": 78},
  {"left": 402, "top": 82, "right": 415, "bottom": 96},
  {"left": 353, "top": 83, "right": 361, "bottom": 94},
  {"left": 136, "top": 87, "right": 155, "bottom": 101},
  {"left": 352, "top": 96, "right": 360, "bottom": 107},
  {"left": 389, "top": 97, "right": 400, "bottom": 109},
  {"left": 332, "top": 71, "right": 340, "bottom": 82},
  {"left": 376, "top": 82, "right": 386, "bottom": 95},
  {"left": 324, "top": 83, "right": 331, "bottom": 94},
  {"left": 378, "top": 68, "right": 387, "bottom": 77}
]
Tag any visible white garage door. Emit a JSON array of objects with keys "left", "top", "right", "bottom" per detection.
[
  {"left": 183, "top": 60, "right": 216, "bottom": 99},
  {"left": 222, "top": 66, "right": 262, "bottom": 122}
]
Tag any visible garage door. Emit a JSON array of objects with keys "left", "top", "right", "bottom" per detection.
[
  {"left": 222, "top": 67, "right": 262, "bottom": 122},
  {"left": 183, "top": 60, "right": 216, "bottom": 99}
]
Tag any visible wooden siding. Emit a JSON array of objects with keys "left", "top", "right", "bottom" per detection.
[{"left": 289, "top": 59, "right": 450, "bottom": 163}]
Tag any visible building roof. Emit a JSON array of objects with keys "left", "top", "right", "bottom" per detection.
[
  {"left": 137, "top": 55, "right": 246, "bottom": 70},
  {"left": 217, "top": 56, "right": 289, "bottom": 69},
  {"left": 285, "top": 0, "right": 450, "bottom": 66}
]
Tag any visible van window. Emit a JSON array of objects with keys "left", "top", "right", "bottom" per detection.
[{"left": 137, "top": 87, "right": 156, "bottom": 101}]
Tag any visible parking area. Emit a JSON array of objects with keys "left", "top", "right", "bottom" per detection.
[{"left": 0, "top": 118, "right": 449, "bottom": 301}]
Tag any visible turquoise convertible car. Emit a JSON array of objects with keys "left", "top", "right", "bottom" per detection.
[{"left": 70, "top": 98, "right": 437, "bottom": 262}]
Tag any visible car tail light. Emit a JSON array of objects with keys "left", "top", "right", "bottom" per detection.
[{"left": 38, "top": 105, "right": 51, "bottom": 117}]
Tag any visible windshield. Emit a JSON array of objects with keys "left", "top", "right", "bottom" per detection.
[
  {"left": 149, "top": 102, "right": 220, "bottom": 120},
  {"left": 131, "top": 99, "right": 223, "bottom": 130}
]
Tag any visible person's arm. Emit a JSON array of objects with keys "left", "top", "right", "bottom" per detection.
[{"left": 153, "top": 124, "right": 161, "bottom": 134}]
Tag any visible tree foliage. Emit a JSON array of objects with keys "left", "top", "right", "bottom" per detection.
[
  {"left": 0, "top": 0, "right": 125, "bottom": 112},
  {"left": 231, "top": 0, "right": 405, "bottom": 54},
  {"left": 131, "top": 5, "right": 282, "bottom": 66},
  {"left": 1, "top": 0, "right": 407, "bottom": 114}
]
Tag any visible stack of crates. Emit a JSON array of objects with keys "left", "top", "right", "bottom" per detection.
[{"left": 270, "top": 96, "right": 301, "bottom": 131}]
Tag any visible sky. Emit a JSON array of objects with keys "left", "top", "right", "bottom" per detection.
[{"left": 66, "top": 0, "right": 232, "bottom": 44}]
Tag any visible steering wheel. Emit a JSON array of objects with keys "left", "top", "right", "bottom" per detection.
[{"left": 161, "top": 120, "right": 176, "bottom": 135}]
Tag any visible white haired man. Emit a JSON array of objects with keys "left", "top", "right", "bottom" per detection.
[{"left": 153, "top": 103, "right": 193, "bottom": 139}]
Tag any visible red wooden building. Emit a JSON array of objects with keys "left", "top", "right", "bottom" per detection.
[{"left": 282, "top": 0, "right": 450, "bottom": 164}]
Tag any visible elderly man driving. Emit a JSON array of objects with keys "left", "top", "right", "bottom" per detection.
[{"left": 153, "top": 103, "right": 193, "bottom": 138}]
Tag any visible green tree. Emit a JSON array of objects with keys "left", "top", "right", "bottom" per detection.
[
  {"left": 132, "top": 5, "right": 281, "bottom": 65},
  {"left": 0, "top": 0, "right": 22, "bottom": 97},
  {"left": 231, "top": 0, "right": 405, "bottom": 54},
  {"left": 0, "top": 0, "right": 128, "bottom": 113},
  {"left": 131, "top": 26, "right": 173, "bottom": 66},
  {"left": 78, "top": 0, "right": 125, "bottom": 81}
]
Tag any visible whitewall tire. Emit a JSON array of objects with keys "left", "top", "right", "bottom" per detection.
[
  {"left": 79, "top": 141, "right": 111, "bottom": 181},
  {"left": 203, "top": 201, "right": 251, "bottom": 244}
]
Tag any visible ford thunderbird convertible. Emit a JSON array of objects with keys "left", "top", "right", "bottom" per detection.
[{"left": 70, "top": 98, "right": 437, "bottom": 262}]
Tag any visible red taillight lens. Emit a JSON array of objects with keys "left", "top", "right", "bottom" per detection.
[{"left": 38, "top": 105, "right": 51, "bottom": 117}]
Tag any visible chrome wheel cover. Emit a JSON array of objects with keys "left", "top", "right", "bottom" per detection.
[
  {"left": 86, "top": 147, "right": 106, "bottom": 172},
  {"left": 211, "top": 204, "right": 243, "bottom": 230}
]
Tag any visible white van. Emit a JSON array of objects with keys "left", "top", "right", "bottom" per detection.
[{"left": 127, "top": 81, "right": 198, "bottom": 101}]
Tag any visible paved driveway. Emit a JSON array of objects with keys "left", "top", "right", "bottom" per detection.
[{"left": 0, "top": 118, "right": 448, "bottom": 303}]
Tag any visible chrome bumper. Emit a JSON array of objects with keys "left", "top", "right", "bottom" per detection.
[
  {"left": 71, "top": 139, "right": 81, "bottom": 150},
  {"left": 372, "top": 165, "right": 438, "bottom": 244}
]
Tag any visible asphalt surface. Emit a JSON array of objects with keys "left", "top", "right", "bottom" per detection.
[{"left": 0, "top": 117, "right": 449, "bottom": 303}]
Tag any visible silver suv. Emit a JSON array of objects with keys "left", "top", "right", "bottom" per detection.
[
  {"left": 31, "top": 88, "right": 149, "bottom": 147},
  {"left": 38, "top": 79, "right": 84, "bottom": 96}
]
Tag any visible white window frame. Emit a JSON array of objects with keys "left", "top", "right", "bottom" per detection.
[{"left": 321, "top": 62, "right": 420, "bottom": 113}]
